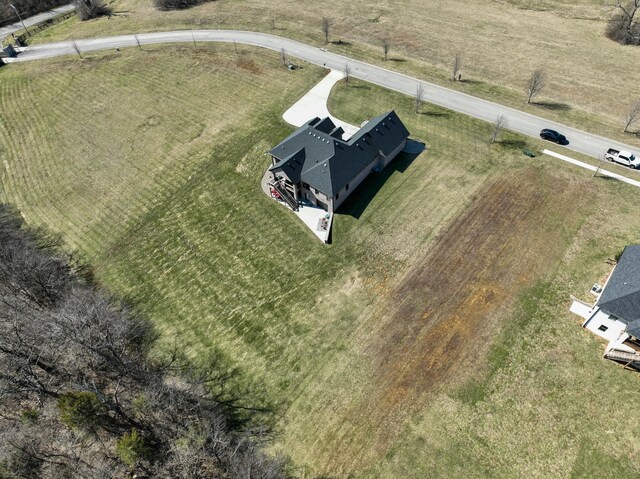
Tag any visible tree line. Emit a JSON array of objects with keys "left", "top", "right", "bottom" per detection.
[{"left": 0, "top": 204, "right": 288, "bottom": 479}]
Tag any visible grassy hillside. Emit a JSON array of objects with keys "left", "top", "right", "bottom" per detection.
[
  {"left": 14, "top": 0, "right": 640, "bottom": 150},
  {"left": 2, "top": 49, "right": 640, "bottom": 478}
]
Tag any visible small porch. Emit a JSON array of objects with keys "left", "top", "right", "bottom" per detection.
[
  {"left": 295, "top": 201, "right": 333, "bottom": 243},
  {"left": 261, "top": 169, "right": 333, "bottom": 243}
]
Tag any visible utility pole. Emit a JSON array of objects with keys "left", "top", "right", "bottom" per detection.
[{"left": 10, "top": 4, "right": 29, "bottom": 36}]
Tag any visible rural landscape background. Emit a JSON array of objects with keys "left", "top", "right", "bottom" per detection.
[{"left": 2, "top": 0, "right": 640, "bottom": 477}]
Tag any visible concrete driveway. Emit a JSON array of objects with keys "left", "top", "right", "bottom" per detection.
[{"left": 282, "top": 69, "right": 358, "bottom": 139}]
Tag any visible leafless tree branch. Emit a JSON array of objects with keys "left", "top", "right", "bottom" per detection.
[
  {"left": 526, "top": 68, "right": 546, "bottom": 103},
  {"left": 623, "top": 99, "right": 640, "bottom": 132}
]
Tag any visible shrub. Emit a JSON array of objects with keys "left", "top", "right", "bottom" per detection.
[
  {"left": 57, "top": 391, "right": 107, "bottom": 431},
  {"left": 116, "top": 429, "right": 150, "bottom": 467},
  {"left": 20, "top": 409, "right": 39, "bottom": 423},
  {"left": 605, "top": 7, "right": 640, "bottom": 45}
]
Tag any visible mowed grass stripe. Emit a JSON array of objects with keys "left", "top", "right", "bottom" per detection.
[
  {"left": 1, "top": 75, "right": 82, "bottom": 239},
  {"left": 2, "top": 47, "right": 300, "bottom": 259}
]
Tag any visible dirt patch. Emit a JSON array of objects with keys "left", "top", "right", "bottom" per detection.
[
  {"left": 323, "top": 168, "right": 589, "bottom": 472},
  {"left": 236, "top": 57, "right": 263, "bottom": 75}
]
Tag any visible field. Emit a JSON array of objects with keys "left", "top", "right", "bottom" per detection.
[
  {"left": 2, "top": 47, "right": 640, "bottom": 478},
  {"left": 13, "top": 0, "right": 640, "bottom": 150}
]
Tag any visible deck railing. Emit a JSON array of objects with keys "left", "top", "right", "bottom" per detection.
[{"left": 270, "top": 181, "right": 298, "bottom": 211}]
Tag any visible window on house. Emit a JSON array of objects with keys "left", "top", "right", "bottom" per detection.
[
  {"left": 336, "top": 193, "right": 340, "bottom": 200},
  {"left": 346, "top": 183, "right": 350, "bottom": 190},
  {"left": 598, "top": 325, "right": 609, "bottom": 332}
]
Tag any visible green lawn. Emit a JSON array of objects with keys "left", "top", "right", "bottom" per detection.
[{"left": 2, "top": 48, "right": 640, "bottom": 478}]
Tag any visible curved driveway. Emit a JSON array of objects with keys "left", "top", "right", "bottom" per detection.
[{"left": 5, "top": 29, "right": 640, "bottom": 161}]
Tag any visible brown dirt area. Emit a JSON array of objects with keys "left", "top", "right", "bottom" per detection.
[{"left": 321, "top": 167, "right": 590, "bottom": 473}]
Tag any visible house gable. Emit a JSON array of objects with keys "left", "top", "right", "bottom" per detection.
[{"left": 354, "top": 111, "right": 411, "bottom": 157}]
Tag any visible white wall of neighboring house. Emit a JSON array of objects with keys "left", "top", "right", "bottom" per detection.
[{"left": 582, "top": 307, "right": 634, "bottom": 353}]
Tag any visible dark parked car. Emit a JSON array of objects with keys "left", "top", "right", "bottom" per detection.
[{"left": 540, "top": 128, "right": 568, "bottom": 145}]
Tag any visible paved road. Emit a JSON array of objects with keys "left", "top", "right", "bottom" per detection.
[
  {"left": 4, "top": 28, "right": 640, "bottom": 161},
  {"left": 0, "top": 3, "right": 75, "bottom": 39}
]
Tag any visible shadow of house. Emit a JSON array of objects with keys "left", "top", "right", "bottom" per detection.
[
  {"left": 266, "top": 111, "right": 411, "bottom": 215},
  {"left": 337, "top": 142, "right": 424, "bottom": 219}
]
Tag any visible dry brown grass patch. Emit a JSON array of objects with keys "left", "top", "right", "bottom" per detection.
[{"left": 316, "top": 167, "right": 591, "bottom": 472}]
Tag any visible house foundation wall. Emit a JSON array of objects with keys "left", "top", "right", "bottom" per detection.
[
  {"left": 332, "top": 139, "right": 408, "bottom": 211},
  {"left": 382, "top": 139, "right": 407, "bottom": 168},
  {"left": 332, "top": 158, "right": 378, "bottom": 211},
  {"left": 302, "top": 187, "right": 333, "bottom": 211}
]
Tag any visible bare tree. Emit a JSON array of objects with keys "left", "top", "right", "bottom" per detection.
[
  {"left": 75, "top": 0, "right": 111, "bottom": 21},
  {"left": 526, "top": 68, "right": 546, "bottom": 103},
  {"left": 280, "top": 48, "right": 287, "bottom": 66},
  {"left": 623, "top": 99, "right": 640, "bottom": 132},
  {"left": 322, "top": 17, "right": 331, "bottom": 44},
  {"left": 271, "top": 16, "right": 276, "bottom": 29},
  {"left": 344, "top": 63, "right": 352, "bottom": 85},
  {"left": 415, "top": 84, "right": 425, "bottom": 113},
  {"left": 452, "top": 52, "right": 462, "bottom": 81},
  {"left": 71, "top": 40, "right": 82, "bottom": 59},
  {"left": 606, "top": 0, "right": 640, "bottom": 45},
  {"left": 491, "top": 115, "right": 508, "bottom": 143},
  {"left": 382, "top": 38, "right": 391, "bottom": 60},
  {"left": 134, "top": 34, "right": 142, "bottom": 51}
]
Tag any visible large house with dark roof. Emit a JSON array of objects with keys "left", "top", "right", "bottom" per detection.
[
  {"left": 267, "top": 111, "right": 410, "bottom": 213},
  {"left": 571, "top": 245, "right": 640, "bottom": 372}
]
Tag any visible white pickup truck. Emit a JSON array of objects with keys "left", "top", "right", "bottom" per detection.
[{"left": 605, "top": 148, "right": 640, "bottom": 168}]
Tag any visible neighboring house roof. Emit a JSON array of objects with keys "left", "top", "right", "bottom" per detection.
[
  {"left": 269, "top": 111, "right": 409, "bottom": 196},
  {"left": 597, "top": 244, "right": 640, "bottom": 335}
]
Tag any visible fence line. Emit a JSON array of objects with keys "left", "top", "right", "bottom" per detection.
[{"left": 13, "top": 10, "right": 75, "bottom": 46}]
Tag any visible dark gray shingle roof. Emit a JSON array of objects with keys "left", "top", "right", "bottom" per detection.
[
  {"left": 597, "top": 245, "right": 640, "bottom": 328},
  {"left": 269, "top": 111, "right": 409, "bottom": 196},
  {"left": 354, "top": 111, "right": 410, "bottom": 157}
]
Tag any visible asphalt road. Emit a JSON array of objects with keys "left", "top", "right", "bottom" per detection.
[
  {"left": 4, "top": 28, "right": 640, "bottom": 161},
  {"left": 0, "top": 3, "right": 75, "bottom": 40}
]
